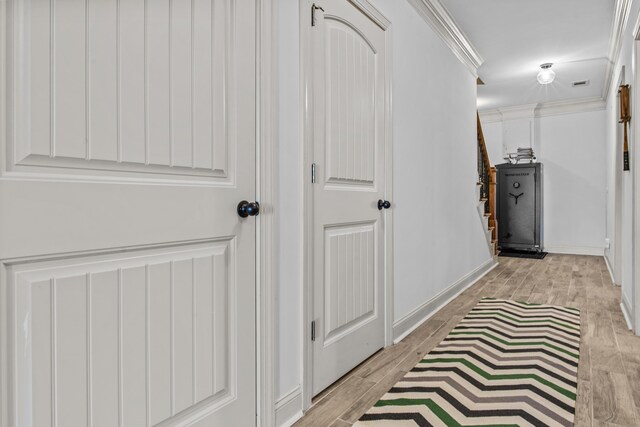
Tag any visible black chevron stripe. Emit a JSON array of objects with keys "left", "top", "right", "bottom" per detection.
[
  {"left": 397, "top": 367, "right": 574, "bottom": 414},
  {"left": 452, "top": 325, "right": 580, "bottom": 351},
  {"left": 479, "top": 299, "right": 580, "bottom": 317},
  {"left": 455, "top": 319, "right": 580, "bottom": 343},
  {"left": 385, "top": 386, "right": 551, "bottom": 427},
  {"left": 460, "top": 315, "right": 581, "bottom": 338},
  {"left": 427, "top": 349, "right": 577, "bottom": 387},
  {"left": 441, "top": 336, "right": 578, "bottom": 367},
  {"left": 434, "top": 341, "right": 577, "bottom": 376},
  {"left": 470, "top": 307, "right": 581, "bottom": 326}
]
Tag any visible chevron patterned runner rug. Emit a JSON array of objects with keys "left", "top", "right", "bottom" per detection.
[{"left": 355, "top": 298, "right": 581, "bottom": 427}]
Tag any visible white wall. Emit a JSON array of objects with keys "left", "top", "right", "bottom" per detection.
[
  {"left": 275, "top": 0, "right": 492, "bottom": 406},
  {"left": 536, "top": 111, "right": 607, "bottom": 254},
  {"left": 481, "top": 117, "right": 536, "bottom": 165},
  {"left": 480, "top": 110, "right": 607, "bottom": 255},
  {"left": 481, "top": 121, "right": 504, "bottom": 163},
  {"left": 383, "top": 0, "right": 492, "bottom": 327}
]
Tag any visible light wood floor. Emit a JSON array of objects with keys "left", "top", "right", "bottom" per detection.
[{"left": 293, "top": 254, "right": 640, "bottom": 427}]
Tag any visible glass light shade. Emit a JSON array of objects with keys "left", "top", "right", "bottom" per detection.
[{"left": 537, "top": 67, "right": 556, "bottom": 85}]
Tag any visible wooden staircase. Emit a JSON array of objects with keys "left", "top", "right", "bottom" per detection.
[{"left": 477, "top": 113, "right": 498, "bottom": 255}]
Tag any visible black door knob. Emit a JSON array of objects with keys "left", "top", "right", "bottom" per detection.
[
  {"left": 377, "top": 199, "right": 391, "bottom": 210},
  {"left": 237, "top": 201, "right": 260, "bottom": 218}
]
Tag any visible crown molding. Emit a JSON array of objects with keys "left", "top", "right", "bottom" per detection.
[
  {"left": 536, "top": 97, "right": 607, "bottom": 118},
  {"left": 603, "top": 0, "right": 633, "bottom": 99},
  {"left": 479, "top": 97, "right": 607, "bottom": 123},
  {"left": 499, "top": 104, "right": 538, "bottom": 121},
  {"left": 405, "top": 0, "right": 483, "bottom": 77},
  {"left": 477, "top": 109, "right": 503, "bottom": 124},
  {"left": 478, "top": 104, "right": 537, "bottom": 123}
]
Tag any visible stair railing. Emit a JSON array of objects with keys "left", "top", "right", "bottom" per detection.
[{"left": 477, "top": 113, "right": 498, "bottom": 250}]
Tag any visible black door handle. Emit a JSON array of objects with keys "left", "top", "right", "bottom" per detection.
[
  {"left": 237, "top": 201, "right": 260, "bottom": 218},
  {"left": 378, "top": 200, "right": 391, "bottom": 210}
]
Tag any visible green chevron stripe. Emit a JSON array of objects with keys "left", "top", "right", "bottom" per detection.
[
  {"left": 447, "top": 330, "right": 579, "bottom": 358},
  {"left": 375, "top": 398, "right": 520, "bottom": 427},
  {"left": 418, "top": 357, "right": 576, "bottom": 399}
]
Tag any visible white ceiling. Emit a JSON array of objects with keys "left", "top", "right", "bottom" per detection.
[{"left": 439, "top": 0, "right": 616, "bottom": 110}]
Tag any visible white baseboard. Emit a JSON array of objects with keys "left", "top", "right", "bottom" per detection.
[
  {"left": 604, "top": 254, "right": 617, "bottom": 285},
  {"left": 275, "top": 386, "right": 303, "bottom": 427},
  {"left": 621, "top": 294, "right": 634, "bottom": 331},
  {"left": 392, "top": 258, "right": 498, "bottom": 343},
  {"left": 544, "top": 245, "right": 604, "bottom": 256}
]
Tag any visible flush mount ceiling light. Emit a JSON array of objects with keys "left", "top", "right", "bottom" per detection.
[{"left": 537, "top": 63, "right": 556, "bottom": 85}]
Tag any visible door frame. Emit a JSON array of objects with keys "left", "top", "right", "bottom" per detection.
[
  {"left": 615, "top": 70, "right": 625, "bottom": 287},
  {"left": 257, "top": 0, "right": 277, "bottom": 425},
  {"left": 0, "top": 0, "right": 277, "bottom": 425},
  {"left": 631, "top": 22, "right": 640, "bottom": 334},
  {"left": 299, "top": 0, "right": 393, "bottom": 410}
]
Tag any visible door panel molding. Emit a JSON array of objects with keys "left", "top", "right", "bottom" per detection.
[
  {"left": 6, "top": 0, "right": 237, "bottom": 182},
  {"left": 323, "top": 16, "right": 377, "bottom": 188},
  {"left": 323, "top": 221, "right": 377, "bottom": 344},
  {"left": 300, "top": 0, "right": 392, "bottom": 411},
  {"left": 8, "top": 240, "right": 237, "bottom": 426}
]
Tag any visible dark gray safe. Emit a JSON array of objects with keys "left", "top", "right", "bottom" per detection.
[{"left": 496, "top": 163, "right": 543, "bottom": 252}]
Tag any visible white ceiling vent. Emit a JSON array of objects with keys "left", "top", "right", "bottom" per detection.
[{"left": 572, "top": 80, "right": 590, "bottom": 87}]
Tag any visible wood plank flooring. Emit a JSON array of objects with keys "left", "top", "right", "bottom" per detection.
[{"left": 293, "top": 254, "right": 640, "bottom": 426}]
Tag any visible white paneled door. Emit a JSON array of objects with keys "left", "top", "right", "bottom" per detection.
[
  {"left": 1, "top": 0, "right": 257, "bottom": 426},
  {"left": 310, "top": 0, "right": 388, "bottom": 395}
]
